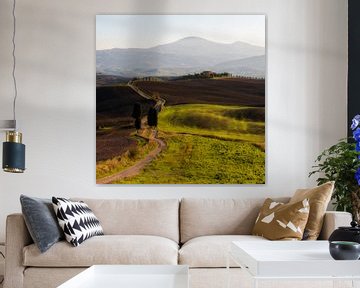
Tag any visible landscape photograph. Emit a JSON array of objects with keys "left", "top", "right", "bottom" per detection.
[{"left": 96, "top": 15, "right": 266, "bottom": 184}]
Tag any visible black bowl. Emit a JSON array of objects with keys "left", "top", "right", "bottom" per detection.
[{"left": 329, "top": 241, "right": 360, "bottom": 260}]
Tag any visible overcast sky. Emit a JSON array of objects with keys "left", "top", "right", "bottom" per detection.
[{"left": 96, "top": 15, "right": 265, "bottom": 50}]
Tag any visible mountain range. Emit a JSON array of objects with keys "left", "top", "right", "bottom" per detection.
[{"left": 96, "top": 37, "right": 265, "bottom": 78}]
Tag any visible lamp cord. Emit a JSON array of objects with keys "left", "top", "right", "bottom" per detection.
[{"left": 12, "top": 0, "right": 18, "bottom": 129}]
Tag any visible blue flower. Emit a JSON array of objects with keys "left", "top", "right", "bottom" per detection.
[
  {"left": 357, "top": 142, "right": 360, "bottom": 152},
  {"left": 356, "top": 168, "right": 360, "bottom": 186},
  {"left": 353, "top": 128, "right": 360, "bottom": 142},
  {"left": 352, "top": 115, "right": 360, "bottom": 130}
]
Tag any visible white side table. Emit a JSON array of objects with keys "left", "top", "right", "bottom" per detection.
[
  {"left": 228, "top": 241, "right": 360, "bottom": 288},
  {"left": 58, "top": 265, "right": 189, "bottom": 288}
]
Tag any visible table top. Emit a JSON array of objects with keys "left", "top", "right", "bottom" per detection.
[
  {"left": 231, "top": 240, "right": 360, "bottom": 278},
  {"left": 58, "top": 265, "right": 189, "bottom": 288}
]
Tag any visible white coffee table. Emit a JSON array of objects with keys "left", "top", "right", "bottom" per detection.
[
  {"left": 228, "top": 241, "right": 360, "bottom": 288},
  {"left": 58, "top": 265, "right": 189, "bottom": 288}
]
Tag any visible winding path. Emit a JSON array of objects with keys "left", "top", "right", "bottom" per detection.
[
  {"left": 97, "top": 136, "right": 166, "bottom": 184},
  {"left": 97, "top": 81, "right": 167, "bottom": 184},
  {"left": 128, "top": 81, "right": 166, "bottom": 111}
]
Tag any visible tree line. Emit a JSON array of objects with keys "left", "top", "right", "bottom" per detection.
[{"left": 131, "top": 102, "right": 158, "bottom": 133}]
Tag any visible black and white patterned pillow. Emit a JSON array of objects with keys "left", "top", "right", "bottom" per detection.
[{"left": 52, "top": 197, "right": 104, "bottom": 247}]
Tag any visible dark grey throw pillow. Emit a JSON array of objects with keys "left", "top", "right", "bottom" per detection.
[{"left": 20, "top": 195, "right": 64, "bottom": 253}]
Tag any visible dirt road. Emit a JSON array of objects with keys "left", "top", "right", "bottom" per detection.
[
  {"left": 97, "top": 81, "right": 167, "bottom": 184},
  {"left": 127, "top": 81, "right": 166, "bottom": 111},
  {"left": 96, "top": 137, "right": 166, "bottom": 184}
]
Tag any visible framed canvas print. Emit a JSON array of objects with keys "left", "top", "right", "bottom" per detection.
[{"left": 96, "top": 15, "right": 266, "bottom": 184}]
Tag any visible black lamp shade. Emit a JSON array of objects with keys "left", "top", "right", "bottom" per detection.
[{"left": 3, "top": 141, "right": 25, "bottom": 173}]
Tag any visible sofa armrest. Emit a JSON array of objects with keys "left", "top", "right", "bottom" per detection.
[
  {"left": 4, "top": 213, "right": 32, "bottom": 288},
  {"left": 318, "top": 211, "right": 352, "bottom": 240}
]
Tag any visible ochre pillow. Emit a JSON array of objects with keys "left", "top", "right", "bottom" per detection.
[
  {"left": 289, "top": 181, "right": 334, "bottom": 240},
  {"left": 252, "top": 198, "right": 310, "bottom": 240}
]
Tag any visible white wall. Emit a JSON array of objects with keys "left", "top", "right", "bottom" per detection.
[{"left": 0, "top": 0, "right": 348, "bottom": 242}]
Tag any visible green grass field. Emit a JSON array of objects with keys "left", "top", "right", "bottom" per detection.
[
  {"left": 158, "top": 104, "right": 265, "bottom": 144},
  {"left": 114, "top": 104, "right": 265, "bottom": 184},
  {"left": 115, "top": 133, "right": 265, "bottom": 184}
]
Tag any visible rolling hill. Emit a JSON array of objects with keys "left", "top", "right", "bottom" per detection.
[{"left": 96, "top": 37, "right": 265, "bottom": 77}]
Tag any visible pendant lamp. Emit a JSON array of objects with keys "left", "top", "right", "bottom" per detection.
[{"left": 1, "top": 0, "right": 26, "bottom": 173}]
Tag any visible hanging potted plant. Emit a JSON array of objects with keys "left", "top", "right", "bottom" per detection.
[{"left": 309, "top": 115, "right": 360, "bottom": 222}]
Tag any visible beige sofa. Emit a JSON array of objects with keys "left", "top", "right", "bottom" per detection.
[{"left": 4, "top": 198, "right": 352, "bottom": 288}]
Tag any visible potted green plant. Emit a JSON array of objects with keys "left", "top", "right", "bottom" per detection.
[{"left": 309, "top": 115, "right": 360, "bottom": 222}]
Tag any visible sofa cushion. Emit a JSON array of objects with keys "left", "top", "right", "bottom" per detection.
[
  {"left": 290, "top": 181, "right": 334, "bottom": 240},
  {"left": 52, "top": 197, "right": 104, "bottom": 247},
  {"left": 179, "top": 235, "right": 267, "bottom": 268},
  {"left": 72, "top": 199, "right": 179, "bottom": 243},
  {"left": 23, "top": 235, "right": 179, "bottom": 267},
  {"left": 252, "top": 198, "right": 310, "bottom": 240},
  {"left": 20, "top": 195, "right": 64, "bottom": 253},
  {"left": 24, "top": 268, "right": 86, "bottom": 288},
  {"left": 180, "top": 198, "right": 289, "bottom": 243}
]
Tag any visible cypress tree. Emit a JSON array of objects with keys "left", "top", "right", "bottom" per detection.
[
  {"left": 131, "top": 102, "right": 142, "bottom": 119},
  {"left": 135, "top": 118, "right": 141, "bottom": 131},
  {"left": 147, "top": 107, "right": 158, "bottom": 127}
]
